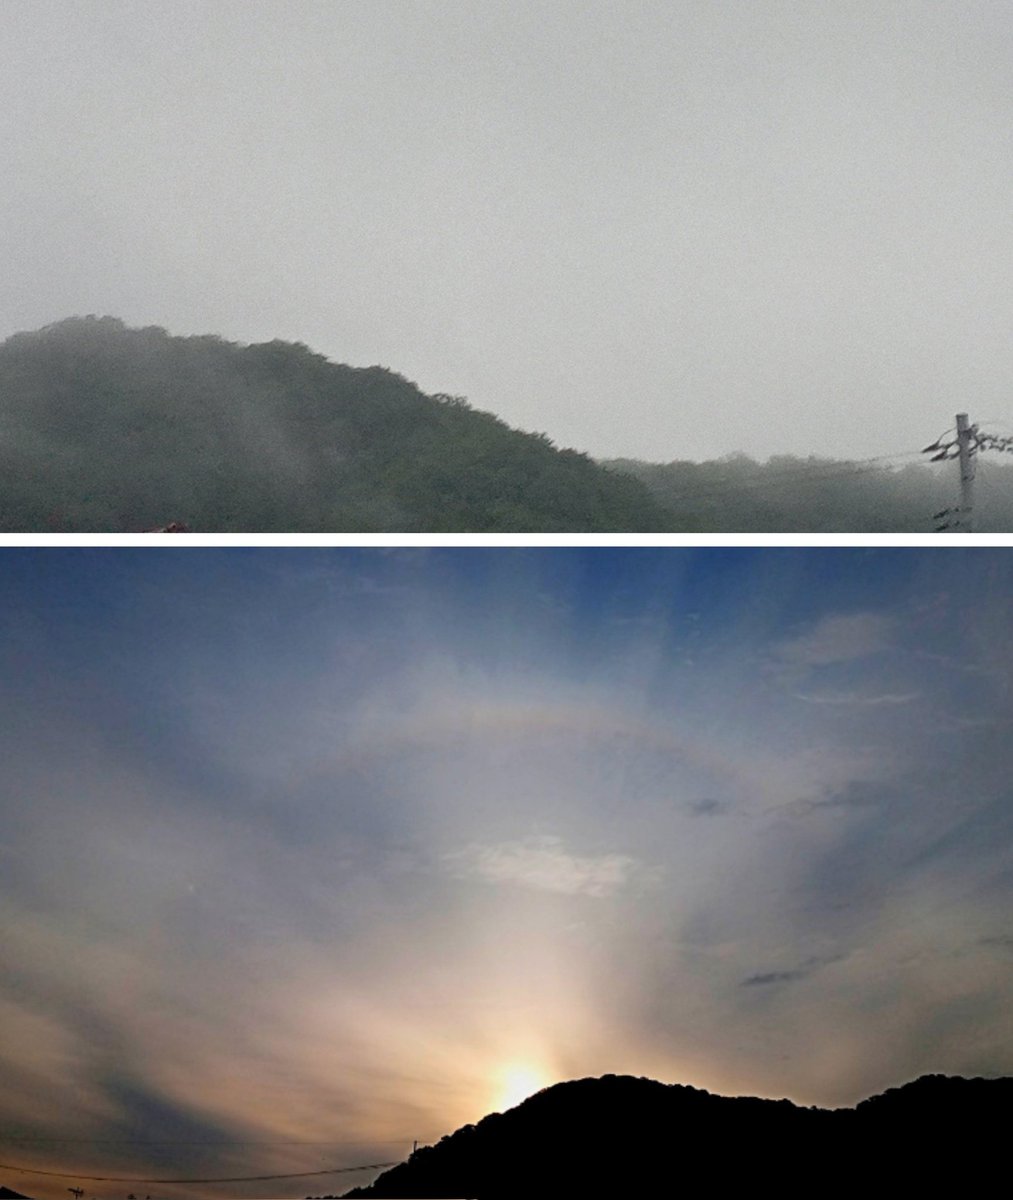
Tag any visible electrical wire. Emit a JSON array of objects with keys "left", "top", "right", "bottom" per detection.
[
  {"left": 0, "top": 1161, "right": 398, "bottom": 1184},
  {"left": 2, "top": 1139, "right": 417, "bottom": 1147}
]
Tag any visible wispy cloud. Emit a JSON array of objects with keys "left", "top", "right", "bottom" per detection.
[
  {"left": 784, "top": 779, "right": 892, "bottom": 817},
  {"left": 978, "top": 934, "right": 1013, "bottom": 951},
  {"left": 687, "top": 798, "right": 730, "bottom": 817},
  {"left": 741, "top": 969, "right": 807, "bottom": 987},
  {"left": 793, "top": 690, "right": 919, "bottom": 707},
  {"left": 3, "top": 546, "right": 1013, "bottom": 1147},
  {"left": 774, "top": 613, "right": 895, "bottom": 667},
  {"left": 445, "top": 836, "right": 640, "bottom": 898},
  {"left": 740, "top": 953, "right": 845, "bottom": 988}
]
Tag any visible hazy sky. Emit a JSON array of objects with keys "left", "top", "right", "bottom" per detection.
[
  {"left": 2, "top": 546, "right": 1012, "bottom": 1199},
  {"left": 5, "top": 1, "right": 1013, "bottom": 462}
]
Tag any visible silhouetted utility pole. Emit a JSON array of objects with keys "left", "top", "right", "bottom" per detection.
[{"left": 67, "top": 1189, "right": 83, "bottom": 1200}]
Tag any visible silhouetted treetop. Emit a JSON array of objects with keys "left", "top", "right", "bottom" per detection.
[{"left": 342, "top": 1072, "right": 1012, "bottom": 1197}]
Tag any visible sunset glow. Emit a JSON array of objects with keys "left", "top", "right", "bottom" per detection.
[
  {"left": 494, "top": 1064, "right": 551, "bottom": 1112},
  {"left": 1, "top": 548, "right": 1012, "bottom": 1200}
]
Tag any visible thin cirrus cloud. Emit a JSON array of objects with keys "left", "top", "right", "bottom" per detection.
[
  {"left": 445, "top": 835, "right": 642, "bottom": 898},
  {"left": 1, "top": 548, "right": 1013, "bottom": 1199},
  {"left": 773, "top": 612, "right": 896, "bottom": 667},
  {"left": 793, "top": 689, "right": 920, "bottom": 706}
]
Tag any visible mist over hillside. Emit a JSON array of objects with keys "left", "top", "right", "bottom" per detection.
[
  {"left": 339, "top": 1073, "right": 1011, "bottom": 1197},
  {"left": 2, "top": 316, "right": 1009, "bottom": 531},
  {"left": 0, "top": 317, "right": 668, "bottom": 532},
  {"left": 607, "top": 452, "right": 1013, "bottom": 532}
]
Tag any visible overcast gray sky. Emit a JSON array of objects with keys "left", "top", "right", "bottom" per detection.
[{"left": 4, "top": 1, "right": 1013, "bottom": 462}]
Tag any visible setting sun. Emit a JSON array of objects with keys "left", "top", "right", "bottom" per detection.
[{"left": 495, "top": 1063, "right": 551, "bottom": 1112}]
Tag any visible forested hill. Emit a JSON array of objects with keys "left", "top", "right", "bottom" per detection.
[
  {"left": 4, "top": 316, "right": 1007, "bottom": 531},
  {"left": 340, "top": 1073, "right": 1011, "bottom": 1197},
  {"left": 606, "top": 452, "right": 1013, "bottom": 532},
  {"left": 0, "top": 317, "right": 671, "bottom": 532}
]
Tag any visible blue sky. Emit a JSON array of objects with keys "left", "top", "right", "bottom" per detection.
[{"left": 2, "top": 547, "right": 1012, "bottom": 1198}]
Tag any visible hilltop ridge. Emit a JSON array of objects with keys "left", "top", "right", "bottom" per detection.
[
  {"left": 340, "top": 1072, "right": 1011, "bottom": 1197},
  {"left": 0, "top": 316, "right": 669, "bottom": 532},
  {"left": 5, "top": 315, "right": 1010, "bottom": 530}
]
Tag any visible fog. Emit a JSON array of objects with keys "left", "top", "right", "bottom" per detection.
[{"left": 5, "top": 1, "right": 1013, "bottom": 461}]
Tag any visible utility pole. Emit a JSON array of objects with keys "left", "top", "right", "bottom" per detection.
[
  {"left": 925, "top": 413, "right": 1013, "bottom": 529},
  {"left": 924, "top": 412, "right": 981, "bottom": 531},
  {"left": 955, "top": 412, "right": 975, "bottom": 532}
]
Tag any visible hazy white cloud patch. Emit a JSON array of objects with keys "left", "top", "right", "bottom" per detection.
[
  {"left": 446, "top": 836, "right": 640, "bottom": 898},
  {"left": 793, "top": 690, "right": 920, "bottom": 707},
  {"left": 774, "top": 613, "right": 895, "bottom": 667}
]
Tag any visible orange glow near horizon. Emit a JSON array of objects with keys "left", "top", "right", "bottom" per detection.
[{"left": 493, "top": 1062, "right": 552, "bottom": 1112}]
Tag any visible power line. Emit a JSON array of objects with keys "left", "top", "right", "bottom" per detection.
[
  {"left": 921, "top": 413, "right": 1013, "bottom": 530},
  {"left": 2, "top": 1139, "right": 415, "bottom": 1147},
  {"left": 0, "top": 1161, "right": 399, "bottom": 1184}
]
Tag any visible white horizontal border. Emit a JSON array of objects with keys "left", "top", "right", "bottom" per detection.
[{"left": 2, "top": 532, "right": 1013, "bottom": 548}]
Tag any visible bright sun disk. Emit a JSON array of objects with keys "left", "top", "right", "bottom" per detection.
[{"left": 495, "top": 1063, "right": 549, "bottom": 1111}]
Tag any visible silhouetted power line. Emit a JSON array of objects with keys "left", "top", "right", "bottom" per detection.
[
  {"left": 0, "top": 1160, "right": 398, "bottom": 1184},
  {"left": 3, "top": 1138, "right": 417, "bottom": 1146}
]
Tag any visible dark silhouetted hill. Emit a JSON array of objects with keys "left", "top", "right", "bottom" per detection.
[
  {"left": 0, "top": 1188, "right": 34, "bottom": 1199},
  {"left": 339, "top": 1072, "right": 1011, "bottom": 1197},
  {"left": 0, "top": 317, "right": 672, "bottom": 532}
]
